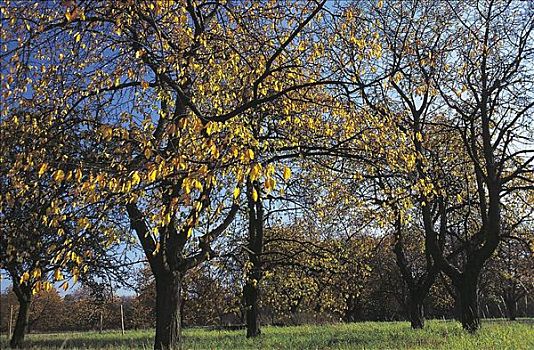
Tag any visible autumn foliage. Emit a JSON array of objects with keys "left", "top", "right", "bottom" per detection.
[{"left": 1, "top": 1, "right": 533, "bottom": 350}]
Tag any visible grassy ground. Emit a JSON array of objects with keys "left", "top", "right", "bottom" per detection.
[{"left": 0, "top": 319, "right": 532, "bottom": 349}]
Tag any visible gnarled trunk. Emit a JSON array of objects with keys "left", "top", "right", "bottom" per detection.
[
  {"left": 455, "top": 273, "right": 480, "bottom": 333},
  {"left": 126, "top": 196, "right": 239, "bottom": 350},
  {"left": 10, "top": 294, "right": 31, "bottom": 349},
  {"left": 154, "top": 272, "right": 183, "bottom": 350}
]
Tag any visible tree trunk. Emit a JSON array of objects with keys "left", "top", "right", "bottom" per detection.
[
  {"left": 504, "top": 294, "right": 517, "bottom": 321},
  {"left": 344, "top": 296, "right": 356, "bottom": 323},
  {"left": 154, "top": 272, "right": 182, "bottom": 350},
  {"left": 391, "top": 211, "right": 438, "bottom": 329},
  {"left": 456, "top": 274, "right": 480, "bottom": 333},
  {"left": 180, "top": 296, "right": 186, "bottom": 327},
  {"left": 10, "top": 296, "right": 31, "bottom": 349},
  {"left": 507, "top": 301, "right": 517, "bottom": 321},
  {"left": 408, "top": 294, "right": 425, "bottom": 329},
  {"left": 244, "top": 180, "right": 263, "bottom": 338},
  {"left": 243, "top": 281, "right": 261, "bottom": 337}
]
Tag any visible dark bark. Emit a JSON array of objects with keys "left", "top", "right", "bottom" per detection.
[
  {"left": 127, "top": 200, "right": 237, "bottom": 350},
  {"left": 506, "top": 299, "right": 517, "bottom": 321},
  {"left": 289, "top": 296, "right": 303, "bottom": 324},
  {"left": 243, "top": 281, "right": 261, "bottom": 337},
  {"left": 244, "top": 180, "right": 263, "bottom": 338},
  {"left": 454, "top": 271, "right": 480, "bottom": 333},
  {"left": 503, "top": 292, "right": 518, "bottom": 321},
  {"left": 344, "top": 295, "right": 362, "bottom": 323},
  {"left": 10, "top": 288, "right": 31, "bottom": 349},
  {"left": 154, "top": 271, "right": 183, "bottom": 350},
  {"left": 391, "top": 212, "right": 438, "bottom": 330},
  {"left": 180, "top": 295, "right": 186, "bottom": 327},
  {"left": 408, "top": 293, "right": 425, "bottom": 329}
]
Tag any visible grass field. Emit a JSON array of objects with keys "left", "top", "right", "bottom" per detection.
[{"left": 1, "top": 319, "right": 532, "bottom": 349}]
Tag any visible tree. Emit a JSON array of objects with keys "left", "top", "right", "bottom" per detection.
[
  {"left": 427, "top": 0, "right": 534, "bottom": 332},
  {"left": 3, "top": 0, "right": 531, "bottom": 341},
  {"left": 341, "top": 0, "right": 533, "bottom": 332},
  {"left": 0, "top": 107, "right": 128, "bottom": 347},
  {"left": 337, "top": 0, "right": 457, "bottom": 329},
  {"left": 1, "top": 1, "right": 344, "bottom": 348},
  {"left": 480, "top": 195, "right": 534, "bottom": 320}
]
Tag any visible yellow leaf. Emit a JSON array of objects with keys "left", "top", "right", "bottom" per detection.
[
  {"left": 265, "top": 177, "right": 276, "bottom": 191},
  {"left": 210, "top": 143, "right": 219, "bottom": 158},
  {"left": 192, "top": 179, "right": 203, "bottom": 191},
  {"left": 131, "top": 171, "right": 141, "bottom": 186},
  {"left": 183, "top": 180, "right": 191, "bottom": 194},
  {"left": 144, "top": 147, "right": 153, "bottom": 159},
  {"left": 247, "top": 149, "right": 255, "bottom": 160},
  {"left": 415, "top": 132, "right": 423, "bottom": 142},
  {"left": 32, "top": 283, "right": 40, "bottom": 295},
  {"left": 52, "top": 169, "right": 65, "bottom": 183},
  {"left": 250, "top": 163, "right": 262, "bottom": 181},
  {"left": 266, "top": 164, "right": 275, "bottom": 176},
  {"left": 54, "top": 269, "right": 63, "bottom": 281},
  {"left": 283, "top": 167, "right": 291, "bottom": 181},
  {"left": 43, "top": 281, "right": 52, "bottom": 291},
  {"left": 233, "top": 187, "right": 240, "bottom": 199},
  {"left": 252, "top": 188, "right": 259, "bottom": 202},
  {"left": 163, "top": 212, "right": 171, "bottom": 225},
  {"left": 153, "top": 242, "right": 160, "bottom": 256},
  {"left": 74, "top": 168, "right": 83, "bottom": 182},
  {"left": 99, "top": 125, "right": 113, "bottom": 141},
  {"left": 20, "top": 271, "right": 30, "bottom": 283},
  {"left": 456, "top": 194, "right": 462, "bottom": 203},
  {"left": 32, "top": 268, "right": 42, "bottom": 279},
  {"left": 148, "top": 169, "right": 157, "bottom": 182},
  {"left": 77, "top": 217, "right": 91, "bottom": 230},
  {"left": 38, "top": 163, "right": 48, "bottom": 177},
  {"left": 61, "top": 282, "right": 69, "bottom": 291},
  {"left": 205, "top": 123, "right": 214, "bottom": 135}
]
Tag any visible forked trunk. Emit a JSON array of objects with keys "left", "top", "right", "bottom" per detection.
[{"left": 154, "top": 272, "right": 183, "bottom": 350}]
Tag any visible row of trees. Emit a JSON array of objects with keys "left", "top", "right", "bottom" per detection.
[
  {"left": 2, "top": 232, "right": 531, "bottom": 334},
  {"left": 1, "top": 1, "right": 533, "bottom": 349}
]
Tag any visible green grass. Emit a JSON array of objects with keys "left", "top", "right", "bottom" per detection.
[{"left": 1, "top": 319, "right": 532, "bottom": 349}]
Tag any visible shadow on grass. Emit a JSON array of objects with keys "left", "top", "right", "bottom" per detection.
[
  {"left": 2, "top": 332, "right": 152, "bottom": 350},
  {"left": 1, "top": 320, "right": 530, "bottom": 349}
]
